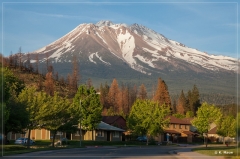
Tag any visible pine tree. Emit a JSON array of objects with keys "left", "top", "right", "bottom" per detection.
[
  {"left": 44, "top": 72, "right": 54, "bottom": 96},
  {"left": 138, "top": 84, "right": 147, "bottom": 100},
  {"left": 186, "top": 90, "right": 192, "bottom": 112},
  {"left": 152, "top": 78, "right": 171, "bottom": 107},
  {"left": 108, "top": 79, "right": 120, "bottom": 114},
  {"left": 71, "top": 55, "right": 80, "bottom": 92},
  {"left": 191, "top": 84, "right": 201, "bottom": 114},
  {"left": 120, "top": 84, "right": 130, "bottom": 116},
  {"left": 129, "top": 85, "right": 138, "bottom": 114},
  {"left": 172, "top": 99, "right": 177, "bottom": 114},
  {"left": 177, "top": 90, "right": 187, "bottom": 114},
  {"left": 100, "top": 82, "right": 110, "bottom": 115}
]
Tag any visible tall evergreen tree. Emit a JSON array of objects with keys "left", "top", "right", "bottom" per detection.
[
  {"left": 128, "top": 85, "right": 138, "bottom": 114},
  {"left": 44, "top": 72, "right": 54, "bottom": 96},
  {"left": 152, "top": 78, "right": 171, "bottom": 107},
  {"left": 138, "top": 84, "right": 147, "bottom": 100},
  {"left": 119, "top": 84, "right": 130, "bottom": 117},
  {"left": 71, "top": 55, "right": 80, "bottom": 93},
  {"left": 108, "top": 79, "right": 120, "bottom": 114},
  {"left": 172, "top": 99, "right": 177, "bottom": 114},
  {"left": 100, "top": 82, "right": 110, "bottom": 115},
  {"left": 186, "top": 90, "right": 192, "bottom": 112},
  {"left": 177, "top": 90, "right": 187, "bottom": 114},
  {"left": 191, "top": 85, "right": 201, "bottom": 114}
]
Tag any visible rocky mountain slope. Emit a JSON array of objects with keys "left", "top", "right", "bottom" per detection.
[{"left": 20, "top": 20, "right": 239, "bottom": 101}]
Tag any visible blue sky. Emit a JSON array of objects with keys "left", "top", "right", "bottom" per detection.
[{"left": 1, "top": 0, "right": 239, "bottom": 58}]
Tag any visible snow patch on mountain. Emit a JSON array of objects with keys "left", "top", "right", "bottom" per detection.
[
  {"left": 89, "top": 52, "right": 111, "bottom": 65},
  {"left": 95, "top": 52, "right": 111, "bottom": 65},
  {"left": 96, "top": 20, "right": 114, "bottom": 27},
  {"left": 135, "top": 54, "right": 155, "bottom": 68},
  {"left": 96, "top": 32, "right": 108, "bottom": 45},
  {"left": 117, "top": 29, "right": 136, "bottom": 66},
  {"left": 89, "top": 53, "right": 97, "bottom": 64},
  {"left": 29, "top": 20, "right": 239, "bottom": 74}
]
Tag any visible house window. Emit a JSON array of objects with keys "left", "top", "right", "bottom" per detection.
[
  {"left": 185, "top": 125, "right": 188, "bottom": 129},
  {"left": 179, "top": 125, "right": 182, "bottom": 129},
  {"left": 56, "top": 131, "right": 63, "bottom": 135},
  {"left": 96, "top": 130, "right": 104, "bottom": 137},
  {"left": 173, "top": 124, "right": 177, "bottom": 129},
  {"left": 75, "top": 130, "right": 80, "bottom": 136},
  {"left": 113, "top": 131, "right": 119, "bottom": 138}
]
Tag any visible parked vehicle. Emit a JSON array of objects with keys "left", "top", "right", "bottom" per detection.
[
  {"left": 136, "top": 136, "right": 147, "bottom": 142},
  {"left": 14, "top": 138, "right": 35, "bottom": 145}
]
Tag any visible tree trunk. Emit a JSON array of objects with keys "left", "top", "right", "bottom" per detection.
[
  {"left": 205, "top": 134, "right": 208, "bottom": 148},
  {"left": 92, "top": 129, "right": 94, "bottom": 141},
  {"left": 27, "top": 129, "right": 31, "bottom": 149},
  {"left": 4, "top": 132, "right": 8, "bottom": 145},
  {"left": 146, "top": 135, "right": 149, "bottom": 145},
  {"left": 52, "top": 131, "right": 56, "bottom": 147}
]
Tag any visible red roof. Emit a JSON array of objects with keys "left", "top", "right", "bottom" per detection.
[
  {"left": 182, "top": 118, "right": 194, "bottom": 124},
  {"left": 182, "top": 131, "right": 195, "bottom": 135},
  {"left": 102, "top": 116, "right": 125, "bottom": 124},
  {"left": 164, "top": 130, "right": 181, "bottom": 134},
  {"left": 208, "top": 126, "right": 217, "bottom": 134},
  {"left": 166, "top": 116, "right": 192, "bottom": 125}
]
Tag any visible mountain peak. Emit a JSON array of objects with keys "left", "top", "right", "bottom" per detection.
[{"left": 95, "top": 20, "right": 114, "bottom": 27}]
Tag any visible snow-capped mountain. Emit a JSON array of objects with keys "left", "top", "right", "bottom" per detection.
[
  {"left": 21, "top": 20, "right": 239, "bottom": 97},
  {"left": 30, "top": 20, "right": 238, "bottom": 75}
]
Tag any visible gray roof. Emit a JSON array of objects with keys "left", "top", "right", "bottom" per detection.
[{"left": 96, "top": 121, "right": 125, "bottom": 132}]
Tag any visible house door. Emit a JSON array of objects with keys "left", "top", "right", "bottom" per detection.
[
  {"left": 66, "top": 133, "right": 71, "bottom": 140},
  {"left": 107, "top": 131, "right": 110, "bottom": 141}
]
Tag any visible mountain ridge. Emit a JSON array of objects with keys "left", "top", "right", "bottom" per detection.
[
  {"left": 31, "top": 20, "right": 238, "bottom": 74},
  {"left": 17, "top": 20, "right": 238, "bottom": 99}
]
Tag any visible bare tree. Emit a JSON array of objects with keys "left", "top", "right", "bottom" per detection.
[
  {"left": 35, "top": 54, "right": 39, "bottom": 74},
  {"left": 138, "top": 84, "right": 147, "bottom": 100},
  {"left": 86, "top": 78, "right": 93, "bottom": 89},
  {"left": 44, "top": 72, "right": 54, "bottom": 96},
  {"left": 18, "top": 47, "right": 22, "bottom": 70},
  {"left": 71, "top": 55, "right": 80, "bottom": 92},
  {"left": 152, "top": 78, "right": 171, "bottom": 107}
]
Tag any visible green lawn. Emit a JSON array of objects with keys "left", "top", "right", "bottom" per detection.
[{"left": 192, "top": 145, "right": 240, "bottom": 158}]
